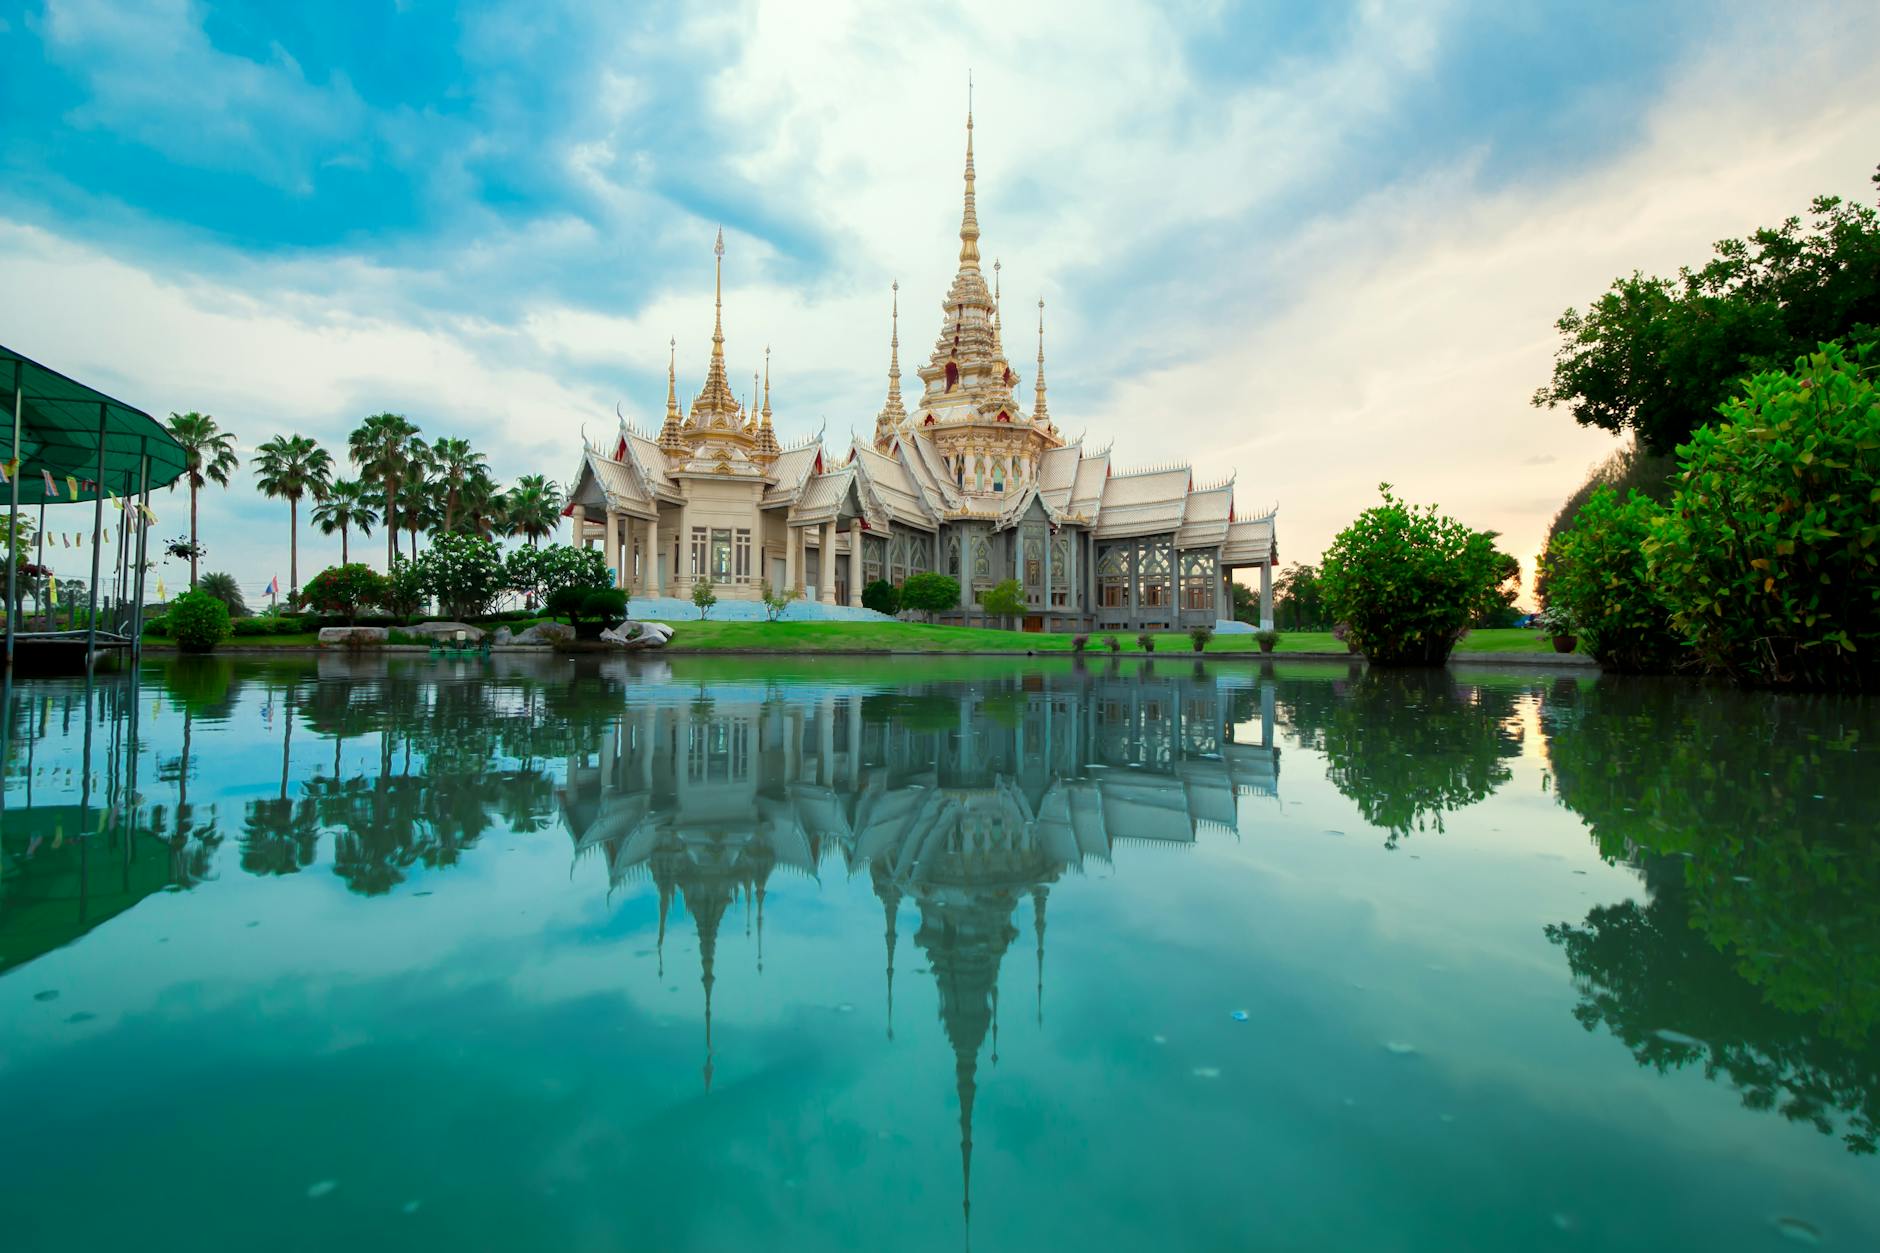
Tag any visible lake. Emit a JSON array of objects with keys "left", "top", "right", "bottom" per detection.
[{"left": 1, "top": 654, "right": 1875, "bottom": 1251}]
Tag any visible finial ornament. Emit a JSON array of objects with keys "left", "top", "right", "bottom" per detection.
[
  {"left": 762, "top": 345, "right": 773, "bottom": 422},
  {"left": 958, "top": 80, "right": 980, "bottom": 269},
  {"left": 1033, "top": 296, "right": 1050, "bottom": 424}
]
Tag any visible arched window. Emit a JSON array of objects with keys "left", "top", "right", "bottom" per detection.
[
  {"left": 992, "top": 464, "right": 1005, "bottom": 493},
  {"left": 945, "top": 362, "right": 959, "bottom": 392}
]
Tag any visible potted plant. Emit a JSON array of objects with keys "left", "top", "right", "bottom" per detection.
[
  {"left": 1103, "top": 634, "right": 1121, "bottom": 654},
  {"left": 1071, "top": 633, "right": 1089, "bottom": 653},
  {"left": 1137, "top": 631, "right": 1156, "bottom": 654},
  {"left": 1254, "top": 628, "right": 1279, "bottom": 654},
  {"left": 1536, "top": 605, "right": 1578, "bottom": 654},
  {"left": 1188, "top": 625, "right": 1213, "bottom": 653}
]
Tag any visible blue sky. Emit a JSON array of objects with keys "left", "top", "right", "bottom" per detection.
[{"left": 3, "top": 0, "right": 1877, "bottom": 597}]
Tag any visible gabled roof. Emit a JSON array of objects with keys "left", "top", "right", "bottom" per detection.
[
  {"left": 852, "top": 444, "right": 939, "bottom": 530},
  {"left": 793, "top": 465, "right": 859, "bottom": 525},
  {"left": 623, "top": 431, "right": 677, "bottom": 497},
  {"left": 1221, "top": 512, "right": 1278, "bottom": 566},
  {"left": 1175, "top": 481, "right": 1235, "bottom": 548},
  {"left": 568, "top": 448, "right": 656, "bottom": 517},
  {"left": 898, "top": 433, "right": 964, "bottom": 515},
  {"left": 1069, "top": 448, "right": 1109, "bottom": 517},
  {"left": 1037, "top": 444, "right": 1082, "bottom": 511},
  {"left": 1095, "top": 467, "right": 1190, "bottom": 539},
  {"left": 761, "top": 443, "right": 822, "bottom": 507}
]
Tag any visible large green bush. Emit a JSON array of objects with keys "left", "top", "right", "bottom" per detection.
[
  {"left": 1540, "top": 485, "right": 1683, "bottom": 672},
  {"left": 507, "top": 543, "right": 609, "bottom": 606},
  {"left": 861, "top": 578, "right": 899, "bottom": 615},
  {"left": 900, "top": 572, "right": 959, "bottom": 620},
  {"left": 978, "top": 578, "right": 1024, "bottom": 622},
  {"left": 1645, "top": 342, "right": 1880, "bottom": 688},
  {"left": 382, "top": 556, "right": 425, "bottom": 619},
  {"left": 417, "top": 534, "right": 506, "bottom": 619},
  {"left": 1321, "top": 485, "right": 1512, "bottom": 665},
  {"left": 168, "top": 589, "right": 231, "bottom": 653},
  {"left": 297, "top": 563, "right": 387, "bottom": 624}
]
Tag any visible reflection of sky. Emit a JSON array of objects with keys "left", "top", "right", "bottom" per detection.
[{"left": 2, "top": 659, "right": 1876, "bottom": 1252}]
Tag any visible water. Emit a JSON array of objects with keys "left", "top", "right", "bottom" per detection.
[{"left": 1, "top": 655, "right": 1875, "bottom": 1251}]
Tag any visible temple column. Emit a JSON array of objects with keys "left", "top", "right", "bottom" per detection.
[
  {"left": 675, "top": 504, "right": 690, "bottom": 595},
  {"left": 783, "top": 524, "right": 798, "bottom": 596},
  {"left": 847, "top": 521, "right": 863, "bottom": 607},
  {"left": 820, "top": 521, "right": 836, "bottom": 604},
  {"left": 570, "top": 504, "right": 588, "bottom": 551},
  {"left": 1042, "top": 534, "right": 1053, "bottom": 628},
  {"left": 603, "top": 509, "right": 621, "bottom": 587},
  {"left": 645, "top": 516, "right": 661, "bottom": 597},
  {"left": 1219, "top": 564, "right": 1230, "bottom": 624},
  {"left": 1259, "top": 561, "right": 1273, "bottom": 631}
]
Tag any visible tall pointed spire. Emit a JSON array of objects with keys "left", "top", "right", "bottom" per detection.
[
  {"left": 1032, "top": 298, "right": 1050, "bottom": 425},
  {"left": 753, "top": 345, "right": 781, "bottom": 460},
  {"left": 690, "top": 227, "right": 742, "bottom": 427},
  {"left": 873, "top": 281, "right": 909, "bottom": 450},
  {"left": 762, "top": 346, "right": 773, "bottom": 422},
  {"left": 958, "top": 79, "right": 980, "bottom": 270}
]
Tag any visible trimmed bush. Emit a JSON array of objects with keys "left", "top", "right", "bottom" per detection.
[
  {"left": 1645, "top": 342, "right": 1880, "bottom": 688},
  {"left": 900, "top": 571, "right": 960, "bottom": 620},
  {"left": 382, "top": 557, "right": 425, "bottom": 619},
  {"left": 297, "top": 563, "right": 387, "bottom": 624},
  {"left": 862, "top": 578, "right": 899, "bottom": 615},
  {"left": 580, "top": 588, "right": 627, "bottom": 623},
  {"left": 1321, "top": 484, "right": 1514, "bottom": 665},
  {"left": 417, "top": 534, "right": 505, "bottom": 620},
  {"left": 168, "top": 590, "right": 231, "bottom": 653},
  {"left": 1540, "top": 485, "right": 1683, "bottom": 672}
]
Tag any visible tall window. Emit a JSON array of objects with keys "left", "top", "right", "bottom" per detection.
[
  {"left": 1140, "top": 545, "right": 1171, "bottom": 610},
  {"left": 865, "top": 535, "right": 884, "bottom": 586},
  {"left": 1098, "top": 546, "right": 1128, "bottom": 609},
  {"left": 945, "top": 361, "right": 959, "bottom": 391},
  {"left": 992, "top": 464, "right": 1005, "bottom": 493},
  {"left": 947, "top": 537, "right": 961, "bottom": 577},
  {"left": 734, "top": 529, "right": 752, "bottom": 582},
  {"left": 690, "top": 527, "right": 709, "bottom": 579},
  {"left": 1051, "top": 536, "right": 1071, "bottom": 607},
  {"left": 1181, "top": 551, "right": 1214, "bottom": 611},
  {"left": 1023, "top": 535, "right": 1042, "bottom": 589}
]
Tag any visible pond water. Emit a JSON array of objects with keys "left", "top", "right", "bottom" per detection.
[{"left": 1, "top": 654, "right": 1875, "bottom": 1252}]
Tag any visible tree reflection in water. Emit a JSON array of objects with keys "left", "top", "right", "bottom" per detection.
[{"left": 1542, "top": 676, "right": 1880, "bottom": 1154}]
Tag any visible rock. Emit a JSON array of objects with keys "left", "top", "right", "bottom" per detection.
[
  {"left": 317, "top": 626, "right": 387, "bottom": 647},
  {"left": 401, "top": 620, "right": 484, "bottom": 641},
  {"left": 601, "top": 619, "right": 673, "bottom": 650},
  {"left": 490, "top": 627, "right": 513, "bottom": 645},
  {"left": 513, "top": 622, "right": 573, "bottom": 645}
]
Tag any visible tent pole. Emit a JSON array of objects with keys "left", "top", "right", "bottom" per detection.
[
  {"left": 131, "top": 447, "right": 150, "bottom": 658},
  {"left": 111, "top": 470, "right": 128, "bottom": 633},
  {"left": 5, "top": 358, "right": 21, "bottom": 669},
  {"left": 85, "top": 401, "right": 107, "bottom": 669},
  {"left": 36, "top": 500, "right": 45, "bottom": 625}
]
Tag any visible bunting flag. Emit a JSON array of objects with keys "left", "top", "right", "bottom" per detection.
[
  {"left": 60, "top": 533, "right": 70, "bottom": 548},
  {"left": 156, "top": 576, "right": 167, "bottom": 602},
  {"left": 42, "top": 469, "right": 57, "bottom": 496},
  {"left": 66, "top": 475, "right": 79, "bottom": 499},
  {"left": 111, "top": 494, "right": 123, "bottom": 510},
  {"left": 266, "top": 575, "right": 279, "bottom": 597},
  {"left": 141, "top": 504, "right": 158, "bottom": 526},
  {"left": 48, "top": 576, "right": 58, "bottom": 606},
  {"left": 0, "top": 459, "right": 8, "bottom": 484}
]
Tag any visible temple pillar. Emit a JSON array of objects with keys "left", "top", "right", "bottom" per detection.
[
  {"left": 603, "top": 509, "right": 621, "bottom": 586},
  {"left": 570, "top": 504, "right": 589, "bottom": 550},
  {"left": 783, "top": 524, "right": 798, "bottom": 596},
  {"left": 674, "top": 505, "right": 690, "bottom": 595},
  {"left": 1259, "top": 562, "right": 1273, "bottom": 631},
  {"left": 820, "top": 521, "right": 836, "bottom": 603},
  {"left": 645, "top": 516, "right": 661, "bottom": 597},
  {"left": 847, "top": 520, "right": 863, "bottom": 608}
]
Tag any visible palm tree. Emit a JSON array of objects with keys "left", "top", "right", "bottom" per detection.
[
  {"left": 451, "top": 469, "right": 504, "bottom": 539},
  {"left": 166, "top": 411, "right": 240, "bottom": 588},
  {"left": 311, "top": 478, "right": 378, "bottom": 566},
  {"left": 346, "top": 413, "right": 423, "bottom": 569},
  {"left": 504, "top": 475, "right": 565, "bottom": 547},
  {"left": 430, "top": 437, "right": 486, "bottom": 536},
  {"left": 253, "top": 434, "right": 333, "bottom": 596},
  {"left": 399, "top": 469, "right": 439, "bottom": 560}
]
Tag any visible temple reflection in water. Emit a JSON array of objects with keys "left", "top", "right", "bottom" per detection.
[{"left": 557, "top": 665, "right": 1279, "bottom": 1219}]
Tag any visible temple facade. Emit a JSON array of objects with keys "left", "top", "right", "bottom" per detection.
[{"left": 565, "top": 111, "right": 1277, "bottom": 632}]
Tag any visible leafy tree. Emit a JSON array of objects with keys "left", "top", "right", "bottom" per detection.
[
  {"left": 862, "top": 578, "right": 899, "bottom": 615},
  {"left": 1320, "top": 485, "right": 1511, "bottom": 665},
  {"left": 978, "top": 577, "right": 1024, "bottom": 626},
  {"left": 692, "top": 578, "right": 717, "bottom": 620},
  {"left": 382, "top": 555, "right": 426, "bottom": 619},
  {"left": 1540, "top": 485, "right": 1683, "bottom": 672},
  {"left": 166, "top": 411, "right": 240, "bottom": 589},
  {"left": 579, "top": 587, "right": 627, "bottom": 626},
  {"left": 1534, "top": 168, "right": 1880, "bottom": 454},
  {"left": 347, "top": 412, "right": 423, "bottom": 568},
  {"left": 1273, "top": 562, "right": 1328, "bottom": 630},
  {"left": 503, "top": 474, "right": 564, "bottom": 546},
  {"left": 311, "top": 478, "right": 378, "bottom": 567},
  {"left": 1644, "top": 342, "right": 1880, "bottom": 688},
  {"left": 760, "top": 579, "right": 799, "bottom": 622},
  {"left": 168, "top": 589, "right": 231, "bottom": 652},
  {"left": 429, "top": 437, "right": 486, "bottom": 536},
  {"left": 416, "top": 533, "right": 505, "bottom": 620},
  {"left": 297, "top": 563, "right": 386, "bottom": 624},
  {"left": 253, "top": 433, "right": 334, "bottom": 596},
  {"left": 1231, "top": 581, "right": 1258, "bottom": 626},
  {"left": 197, "top": 571, "right": 247, "bottom": 617},
  {"left": 1537, "top": 437, "right": 1678, "bottom": 603},
  {"left": 899, "top": 572, "right": 960, "bottom": 621},
  {"left": 508, "top": 544, "right": 608, "bottom": 608}
]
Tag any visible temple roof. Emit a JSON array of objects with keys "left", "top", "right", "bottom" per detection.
[
  {"left": 1221, "top": 513, "right": 1279, "bottom": 566},
  {"left": 761, "top": 443, "right": 822, "bottom": 507},
  {"left": 853, "top": 445, "right": 939, "bottom": 531},
  {"left": 794, "top": 465, "right": 859, "bottom": 525},
  {"left": 1095, "top": 467, "right": 1191, "bottom": 539},
  {"left": 1175, "top": 481, "right": 1235, "bottom": 549}
]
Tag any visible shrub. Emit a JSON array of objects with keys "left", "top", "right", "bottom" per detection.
[
  {"left": 760, "top": 579, "right": 799, "bottom": 622},
  {"left": 862, "top": 578, "right": 899, "bottom": 615},
  {"left": 692, "top": 578, "right": 717, "bottom": 620},
  {"left": 1137, "top": 631, "right": 1156, "bottom": 653},
  {"left": 1071, "top": 633, "right": 1089, "bottom": 652},
  {"left": 168, "top": 590, "right": 231, "bottom": 653},
  {"left": 580, "top": 588, "right": 627, "bottom": 624},
  {"left": 1103, "top": 634, "right": 1121, "bottom": 654},
  {"left": 1254, "top": 628, "right": 1279, "bottom": 653},
  {"left": 978, "top": 578, "right": 1024, "bottom": 622},
  {"left": 417, "top": 534, "right": 505, "bottom": 620},
  {"left": 1321, "top": 484, "right": 1514, "bottom": 665},
  {"left": 382, "top": 556, "right": 425, "bottom": 619},
  {"left": 1539, "top": 485, "right": 1683, "bottom": 672},
  {"left": 272, "top": 615, "right": 305, "bottom": 635},
  {"left": 508, "top": 543, "right": 609, "bottom": 607},
  {"left": 297, "top": 563, "right": 387, "bottom": 624},
  {"left": 900, "top": 572, "right": 960, "bottom": 620},
  {"left": 545, "top": 584, "right": 590, "bottom": 621},
  {"left": 197, "top": 571, "right": 247, "bottom": 617},
  {"left": 1645, "top": 342, "right": 1880, "bottom": 688},
  {"left": 1189, "top": 625, "right": 1214, "bottom": 653}
]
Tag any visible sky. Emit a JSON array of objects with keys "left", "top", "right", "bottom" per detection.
[{"left": 3, "top": 0, "right": 1878, "bottom": 605}]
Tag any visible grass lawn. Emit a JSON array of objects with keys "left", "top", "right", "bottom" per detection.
[{"left": 157, "top": 620, "right": 1554, "bottom": 655}]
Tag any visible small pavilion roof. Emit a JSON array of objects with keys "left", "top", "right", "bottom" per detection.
[{"left": 1, "top": 343, "right": 188, "bottom": 503}]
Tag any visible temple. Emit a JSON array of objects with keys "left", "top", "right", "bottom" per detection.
[{"left": 564, "top": 106, "right": 1278, "bottom": 632}]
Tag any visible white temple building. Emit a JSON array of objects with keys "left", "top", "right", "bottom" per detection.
[{"left": 564, "top": 109, "right": 1278, "bottom": 632}]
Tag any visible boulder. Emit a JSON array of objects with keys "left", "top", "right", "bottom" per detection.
[
  {"left": 317, "top": 626, "right": 388, "bottom": 647},
  {"left": 490, "top": 626, "right": 513, "bottom": 645},
  {"left": 601, "top": 619, "right": 673, "bottom": 650},
  {"left": 513, "top": 622, "right": 574, "bottom": 646},
  {"left": 402, "top": 620, "right": 485, "bottom": 642}
]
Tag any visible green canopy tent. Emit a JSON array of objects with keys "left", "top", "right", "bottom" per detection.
[{"left": 3, "top": 344, "right": 189, "bottom": 668}]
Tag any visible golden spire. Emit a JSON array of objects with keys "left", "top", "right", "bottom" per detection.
[
  {"left": 659, "top": 335, "right": 687, "bottom": 451},
  {"left": 875, "top": 280, "right": 909, "bottom": 441},
  {"left": 690, "top": 227, "right": 744, "bottom": 427},
  {"left": 958, "top": 80, "right": 980, "bottom": 270},
  {"left": 1033, "top": 298, "right": 1050, "bottom": 424},
  {"left": 993, "top": 259, "right": 1001, "bottom": 327},
  {"left": 753, "top": 345, "right": 782, "bottom": 460},
  {"left": 762, "top": 345, "right": 773, "bottom": 423},
  {"left": 712, "top": 226, "right": 726, "bottom": 354}
]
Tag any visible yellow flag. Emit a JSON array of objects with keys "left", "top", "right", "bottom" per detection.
[
  {"left": 142, "top": 505, "right": 158, "bottom": 526},
  {"left": 112, "top": 495, "right": 123, "bottom": 510},
  {"left": 156, "top": 576, "right": 167, "bottom": 602},
  {"left": 48, "top": 575, "right": 58, "bottom": 606},
  {"left": 66, "top": 475, "right": 78, "bottom": 499}
]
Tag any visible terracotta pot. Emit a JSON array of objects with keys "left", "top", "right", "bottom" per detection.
[
  {"left": 1259, "top": 640, "right": 1276, "bottom": 654},
  {"left": 1552, "top": 634, "right": 1578, "bottom": 654}
]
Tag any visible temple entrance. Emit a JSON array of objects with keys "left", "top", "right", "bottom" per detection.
[{"left": 1022, "top": 615, "right": 1043, "bottom": 633}]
